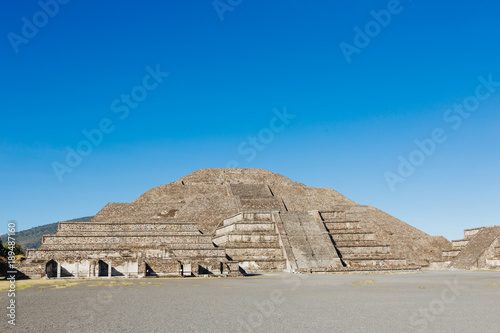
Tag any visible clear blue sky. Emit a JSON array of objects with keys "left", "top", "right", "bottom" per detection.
[{"left": 1, "top": 0, "right": 499, "bottom": 240}]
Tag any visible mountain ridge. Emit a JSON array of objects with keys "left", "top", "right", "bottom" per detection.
[{"left": 0, "top": 216, "right": 94, "bottom": 251}]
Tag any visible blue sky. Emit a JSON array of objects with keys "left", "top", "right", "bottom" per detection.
[{"left": 1, "top": 0, "right": 499, "bottom": 241}]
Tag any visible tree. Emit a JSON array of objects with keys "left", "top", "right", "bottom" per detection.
[
  {"left": 0, "top": 239, "right": 6, "bottom": 258},
  {"left": 14, "top": 243, "right": 25, "bottom": 255},
  {"left": 2, "top": 242, "right": 24, "bottom": 256}
]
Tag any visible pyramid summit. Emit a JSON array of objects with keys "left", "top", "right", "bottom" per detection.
[
  {"left": 176, "top": 168, "right": 306, "bottom": 186},
  {"left": 18, "top": 168, "right": 455, "bottom": 278}
]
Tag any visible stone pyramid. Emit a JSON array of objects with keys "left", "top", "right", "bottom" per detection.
[
  {"left": 18, "top": 168, "right": 450, "bottom": 278},
  {"left": 441, "top": 225, "right": 500, "bottom": 269}
]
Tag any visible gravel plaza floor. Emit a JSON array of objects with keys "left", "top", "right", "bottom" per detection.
[{"left": 1, "top": 270, "right": 499, "bottom": 332}]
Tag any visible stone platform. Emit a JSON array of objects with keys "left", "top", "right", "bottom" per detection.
[{"left": 17, "top": 168, "right": 451, "bottom": 278}]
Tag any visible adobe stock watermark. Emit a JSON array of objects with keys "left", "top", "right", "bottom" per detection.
[
  {"left": 66, "top": 281, "right": 128, "bottom": 331},
  {"left": 339, "top": 0, "right": 405, "bottom": 64},
  {"left": 51, "top": 64, "right": 169, "bottom": 183},
  {"left": 408, "top": 277, "right": 462, "bottom": 331},
  {"left": 237, "top": 273, "right": 308, "bottom": 332},
  {"left": 385, "top": 74, "right": 500, "bottom": 192},
  {"left": 213, "top": 0, "right": 243, "bottom": 22},
  {"left": 8, "top": 0, "right": 71, "bottom": 54},
  {"left": 226, "top": 107, "right": 295, "bottom": 168},
  {"left": 5, "top": 221, "right": 18, "bottom": 326}
]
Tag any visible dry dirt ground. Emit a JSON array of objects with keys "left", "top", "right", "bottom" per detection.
[{"left": 1, "top": 270, "right": 499, "bottom": 332}]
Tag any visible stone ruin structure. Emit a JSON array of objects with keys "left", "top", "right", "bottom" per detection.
[
  {"left": 434, "top": 225, "right": 500, "bottom": 270},
  {"left": 17, "top": 168, "right": 453, "bottom": 278}
]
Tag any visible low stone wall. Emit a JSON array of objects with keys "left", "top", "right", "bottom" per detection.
[
  {"left": 145, "top": 258, "right": 181, "bottom": 276},
  {"left": 464, "top": 228, "right": 482, "bottom": 239},
  {"left": 242, "top": 212, "right": 273, "bottom": 221},
  {"left": 218, "top": 234, "right": 278, "bottom": 243},
  {"left": 17, "top": 256, "right": 231, "bottom": 279},
  {"left": 347, "top": 258, "right": 407, "bottom": 268},
  {"left": 42, "top": 235, "right": 213, "bottom": 245},
  {"left": 452, "top": 240, "right": 469, "bottom": 249},
  {"left": 324, "top": 221, "right": 360, "bottom": 231},
  {"left": 238, "top": 259, "right": 287, "bottom": 273},
  {"left": 223, "top": 213, "right": 244, "bottom": 226},
  {"left": 226, "top": 247, "right": 283, "bottom": 259},
  {"left": 230, "top": 184, "right": 272, "bottom": 198},
  {"left": 332, "top": 233, "right": 376, "bottom": 241},
  {"left": 239, "top": 198, "right": 284, "bottom": 211},
  {"left": 336, "top": 245, "right": 391, "bottom": 256},
  {"left": 58, "top": 222, "right": 198, "bottom": 232}
]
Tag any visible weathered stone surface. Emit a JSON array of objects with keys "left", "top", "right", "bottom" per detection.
[
  {"left": 19, "top": 168, "right": 452, "bottom": 278},
  {"left": 447, "top": 225, "right": 500, "bottom": 269}
]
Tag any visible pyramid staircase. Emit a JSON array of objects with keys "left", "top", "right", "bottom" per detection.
[
  {"left": 276, "top": 211, "right": 342, "bottom": 272},
  {"left": 448, "top": 226, "right": 500, "bottom": 269},
  {"left": 318, "top": 210, "right": 415, "bottom": 272},
  {"left": 442, "top": 227, "right": 482, "bottom": 261},
  {"left": 213, "top": 212, "right": 287, "bottom": 273},
  {"left": 492, "top": 244, "right": 500, "bottom": 266},
  {"left": 213, "top": 209, "right": 417, "bottom": 274}
]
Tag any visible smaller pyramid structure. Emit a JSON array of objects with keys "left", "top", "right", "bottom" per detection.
[{"left": 440, "top": 225, "right": 500, "bottom": 269}]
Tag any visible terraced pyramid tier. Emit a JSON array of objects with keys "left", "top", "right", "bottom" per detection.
[
  {"left": 18, "top": 168, "right": 450, "bottom": 278},
  {"left": 213, "top": 212, "right": 288, "bottom": 273},
  {"left": 447, "top": 225, "right": 500, "bottom": 269}
]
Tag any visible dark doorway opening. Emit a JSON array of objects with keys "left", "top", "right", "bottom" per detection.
[
  {"left": 98, "top": 260, "right": 109, "bottom": 277},
  {"left": 46, "top": 260, "right": 57, "bottom": 278},
  {"left": 145, "top": 263, "right": 158, "bottom": 277}
]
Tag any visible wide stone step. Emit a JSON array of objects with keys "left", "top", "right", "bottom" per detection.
[
  {"left": 213, "top": 233, "right": 278, "bottom": 246},
  {"left": 232, "top": 258, "right": 287, "bottom": 273},
  {"left": 28, "top": 248, "right": 226, "bottom": 260},
  {"left": 486, "top": 259, "right": 500, "bottom": 267},
  {"left": 443, "top": 250, "right": 461, "bottom": 258},
  {"left": 344, "top": 258, "right": 407, "bottom": 268},
  {"left": 222, "top": 212, "right": 273, "bottom": 226},
  {"left": 336, "top": 245, "right": 391, "bottom": 256},
  {"left": 330, "top": 232, "right": 376, "bottom": 241},
  {"left": 334, "top": 240, "right": 379, "bottom": 247},
  {"left": 37, "top": 243, "right": 219, "bottom": 251},
  {"left": 56, "top": 231, "right": 202, "bottom": 236},
  {"left": 340, "top": 253, "right": 396, "bottom": 260},
  {"left": 230, "top": 184, "right": 272, "bottom": 198},
  {"left": 328, "top": 229, "right": 371, "bottom": 234},
  {"left": 239, "top": 198, "right": 285, "bottom": 211},
  {"left": 224, "top": 218, "right": 274, "bottom": 225},
  {"left": 215, "top": 229, "right": 278, "bottom": 236},
  {"left": 221, "top": 242, "right": 281, "bottom": 249},
  {"left": 42, "top": 234, "right": 213, "bottom": 245},
  {"left": 451, "top": 239, "right": 469, "bottom": 250},
  {"left": 58, "top": 221, "right": 199, "bottom": 232},
  {"left": 234, "top": 218, "right": 274, "bottom": 223},
  {"left": 464, "top": 228, "right": 483, "bottom": 239},
  {"left": 301, "top": 265, "right": 421, "bottom": 274},
  {"left": 170, "top": 249, "right": 227, "bottom": 258},
  {"left": 323, "top": 221, "right": 361, "bottom": 231},
  {"left": 225, "top": 247, "right": 284, "bottom": 259},
  {"left": 318, "top": 211, "right": 348, "bottom": 221},
  {"left": 239, "top": 212, "right": 274, "bottom": 220},
  {"left": 215, "top": 223, "right": 276, "bottom": 236}
]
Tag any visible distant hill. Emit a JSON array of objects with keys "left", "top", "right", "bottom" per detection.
[{"left": 0, "top": 216, "right": 94, "bottom": 252}]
